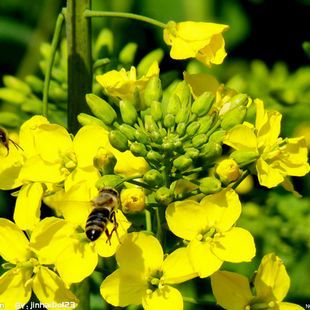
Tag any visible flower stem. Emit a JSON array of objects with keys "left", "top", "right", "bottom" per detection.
[
  {"left": 144, "top": 209, "right": 152, "bottom": 232},
  {"left": 84, "top": 10, "right": 166, "bottom": 29},
  {"left": 66, "top": 0, "right": 92, "bottom": 134},
  {"left": 231, "top": 170, "right": 250, "bottom": 190},
  {"left": 42, "top": 11, "right": 65, "bottom": 117}
]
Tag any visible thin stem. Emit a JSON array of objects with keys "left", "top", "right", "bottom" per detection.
[
  {"left": 183, "top": 296, "right": 215, "bottom": 306},
  {"left": 155, "top": 207, "right": 162, "bottom": 242},
  {"left": 84, "top": 10, "right": 166, "bottom": 29},
  {"left": 231, "top": 170, "right": 250, "bottom": 190},
  {"left": 144, "top": 209, "right": 152, "bottom": 232},
  {"left": 126, "top": 179, "right": 155, "bottom": 191},
  {"left": 93, "top": 58, "right": 110, "bottom": 71},
  {"left": 42, "top": 12, "right": 65, "bottom": 117}
]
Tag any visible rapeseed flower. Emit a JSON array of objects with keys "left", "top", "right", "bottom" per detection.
[
  {"left": 30, "top": 181, "right": 131, "bottom": 285},
  {"left": 100, "top": 232, "right": 197, "bottom": 309},
  {"left": 211, "top": 253, "right": 304, "bottom": 310},
  {"left": 0, "top": 218, "right": 77, "bottom": 309},
  {"left": 224, "top": 99, "right": 310, "bottom": 188},
  {"left": 166, "top": 189, "right": 255, "bottom": 278},
  {"left": 163, "top": 21, "right": 229, "bottom": 67}
]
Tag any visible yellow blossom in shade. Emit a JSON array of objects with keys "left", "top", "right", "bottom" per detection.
[
  {"left": 216, "top": 158, "right": 241, "bottom": 184},
  {"left": 224, "top": 99, "right": 310, "bottom": 188},
  {"left": 96, "top": 61, "right": 159, "bottom": 103},
  {"left": 121, "top": 187, "right": 146, "bottom": 213},
  {"left": 0, "top": 218, "right": 78, "bottom": 309},
  {"left": 163, "top": 21, "right": 229, "bottom": 67},
  {"left": 211, "top": 253, "right": 304, "bottom": 310},
  {"left": 166, "top": 189, "right": 256, "bottom": 278},
  {"left": 30, "top": 181, "right": 131, "bottom": 285},
  {"left": 100, "top": 232, "right": 198, "bottom": 309}
]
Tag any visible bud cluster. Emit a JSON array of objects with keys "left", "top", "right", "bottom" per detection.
[{"left": 82, "top": 73, "right": 251, "bottom": 198}]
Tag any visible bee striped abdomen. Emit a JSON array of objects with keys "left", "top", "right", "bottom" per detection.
[{"left": 85, "top": 207, "right": 111, "bottom": 241}]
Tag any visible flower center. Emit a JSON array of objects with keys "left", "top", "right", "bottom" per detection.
[
  {"left": 197, "top": 227, "right": 217, "bottom": 242},
  {"left": 60, "top": 151, "right": 77, "bottom": 175},
  {"left": 148, "top": 270, "right": 164, "bottom": 292}
]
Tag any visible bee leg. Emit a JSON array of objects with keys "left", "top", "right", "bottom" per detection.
[
  {"left": 9, "top": 139, "right": 24, "bottom": 151},
  {"left": 105, "top": 229, "right": 112, "bottom": 245}
]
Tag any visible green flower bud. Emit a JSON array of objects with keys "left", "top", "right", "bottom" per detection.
[
  {"left": 209, "top": 130, "right": 226, "bottom": 143},
  {"left": 118, "top": 124, "right": 136, "bottom": 141},
  {"left": 135, "top": 129, "right": 150, "bottom": 144},
  {"left": 159, "top": 128, "right": 167, "bottom": 137},
  {"left": 147, "top": 150, "right": 163, "bottom": 164},
  {"left": 173, "top": 155, "right": 193, "bottom": 171},
  {"left": 199, "top": 177, "right": 221, "bottom": 195},
  {"left": 186, "top": 121, "right": 200, "bottom": 136},
  {"left": 119, "top": 42, "right": 138, "bottom": 64},
  {"left": 175, "top": 106, "right": 191, "bottom": 124},
  {"left": 137, "top": 48, "right": 164, "bottom": 76},
  {"left": 164, "top": 114, "right": 175, "bottom": 128},
  {"left": 144, "top": 114, "right": 158, "bottom": 132},
  {"left": 185, "top": 147, "right": 200, "bottom": 159},
  {"left": 167, "top": 94, "right": 181, "bottom": 115},
  {"left": 174, "top": 81, "right": 191, "bottom": 107},
  {"left": 25, "top": 75, "right": 44, "bottom": 93},
  {"left": 150, "top": 100, "right": 163, "bottom": 121},
  {"left": 192, "top": 134, "right": 207, "bottom": 148},
  {"left": 94, "top": 28, "right": 114, "bottom": 57},
  {"left": 49, "top": 81, "right": 67, "bottom": 101},
  {"left": 120, "top": 100, "right": 137, "bottom": 125},
  {"left": 197, "top": 115, "right": 214, "bottom": 134},
  {"left": 221, "top": 106, "right": 247, "bottom": 130},
  {"left": 86, "top": 93, "right": 117, "bottom": 125},
  {"left": 0, "top": 111, "right": 21, "bottom": 127},
  {"left": 143, "top": 169, "right": 164, "bottom": 187},
  {"left": 77, "top": 113, "right": 106, "bottom": 128},
  {"left": 155, "top": 186, "right": 173, "bottom": 206},
  {"left": 144, "top": 76, "right": 162, "bottom": 107},
  {"left": 199, "top": 142, "right": 222, "bottom": 164},
  {"left": 0, "top": 88, "right": 25, "bottom": 105},
  {"left": 130, "top": 142, "right": 148, "bottom": 157},
  {"left": 3, "top": 75, "right": 31, "bottom": 95},
  {"left": 109, "top": 130, "right": 128, "bottom": 152},
  {"left": 191, "top": 91, "right": 215, "bottom": 116},
  {"left": 21, "top": 98, "right": 42, "bottom": 114},
  {"left": 93, "top": 148, "right": 117, "bottom": 175},
  {"left": 162, "top": 141, "right": 174, "bottom": 152},
  {"left": 96, "top": 175, "right": 124, "bottom": 190},
  {"left": 176, "top": 122, "right": 186, "bottom": 136},
  {"left": 150, "top": 131, "right": 162, "bottom": 143},
  {"left": 220, "top": 93, "right": 248, "bottom": 115},
  {"left": 230, "top": 150, "right": 259, "bottom": 166}
]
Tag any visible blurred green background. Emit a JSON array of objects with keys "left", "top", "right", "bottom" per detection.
[{"left": 0, "top": 0, "right": 309, "bottom": 309}]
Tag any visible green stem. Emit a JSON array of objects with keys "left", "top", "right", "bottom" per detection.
[
  {"left": 126, "top": 179, "right": 155, "bottom": 191},
  {"left": 93, "top": 58, "right": 110, "bottom": 71},
  {"left": 144, "top": 209, "right": 152, "bottom": 232},
  {"left": 155, "top": 207, "right": 163, "bottom": 242},
  {"left": 84, "top": 10, "right": 166, "bottom": 29},
  {"left": 183, "top": 296, "right": 215, "bottom": 306},
  {"left": 66, "top": 0, "right": 92, "bottom": 134},
  {"left": 231, "top": 170, "right": 250, "bottom": 190},
  {"left": 42, "top": 11, "right": 65, "bottom": 117}
]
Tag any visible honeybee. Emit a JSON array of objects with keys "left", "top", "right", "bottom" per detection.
[
  {"left": 85, "top": 187, "right": 120, "bottom": 242},
  {"left": 0, "top": 127, "right": 23, "bottom": 156}
]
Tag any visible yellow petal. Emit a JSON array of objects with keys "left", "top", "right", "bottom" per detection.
[
  {"left": 142, "top": 285, "right": 183, "bottom": 310},
  {"left": 254, "top": 253, "right": 290, "bottom": 302},
  {"left": 14, "top": 182, "right": 43, "bottom": 231},
  {"left": 211, "top": 271, "right": 253, "bottom": 310},
  {"left": 162, "top": 247, "right": 197, "bottom": 284},
  {"left": 29, "top": 217, "right": 76, "bottom": 265},
  {"left": 188, "top": 240, "right": 223, "bottom": 278},
  {"left": 116, "top": 232, "right": 163, "bottom": 275},
  {"left": 278, "top": 302, "right": 304, "bottom": 310},
  {"left": 55, "top": 238, "right": 98, "bottom": 285},
  {"left": 224, "top": 124, "right": 258, "bottom": 151},
  {"left": 100, "top": 269, "right": 146, "bottom": 307},
  {"left": 0, "top": 267, "right": 32, "bottom": 309},
  {"left": 166, "top": 200, "right": 209, "bottom": 240},
  {"left": 95, "top": 210, "right": 131, "bottom": 257},
  {"left": 34, "top": 124, "right": 73, "bottom": 163},
  {"left": 200, "top": 189, "right": 241, "bottom": 232},
  {"left": 0, "top": 218, "right": 31, "bottom": 263},
  {"left": 256, "top": 157, "right": 284, "bottom": 188},
  {"left": 33, "top": 266, "right": 78, "bottom": 309},
  {"left": 212, "top": 227, "right": 256, "bottom": 263}
]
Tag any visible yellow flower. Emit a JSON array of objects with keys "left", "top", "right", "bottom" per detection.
[
  {"left": 163, "top": 21, "right": 229, "bottom": 67},
  {"left": 121, "top": 187, "right": 146, "bottom": 213},
  {"left": 166, "top": 189, "right": 255, "bottom": 278},
  {"left": 96, "top": 61, "right": 159, "bottom": 103},
  {"left": 100, "top": 232, "right": 197, "bottom": 309},
  {"left": 30, "top": 181, "right": 131, "bottom": 285},
  {"left": 215, "top": 158, "right": 241, "bottom": 184},
  {"left": 224, "top": 99, "right": 310, "bottom": 188},
  {"left": 0, "top": 218, "right": 77, "bottom": 309},
  {"left": 211, "top": 253, "right": 304, "bottom": 310}
]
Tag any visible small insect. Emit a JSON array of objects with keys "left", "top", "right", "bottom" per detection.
[
  {"left": 0, "top": 128, "right": 23, "bottom": 156},
  {"left": 85, "top": 187, "right": 120, "bottom": 243}
]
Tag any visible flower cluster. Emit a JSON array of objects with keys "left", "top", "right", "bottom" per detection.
[{"left": 0, "top": 17, "right": 308, "bottom": 310}]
